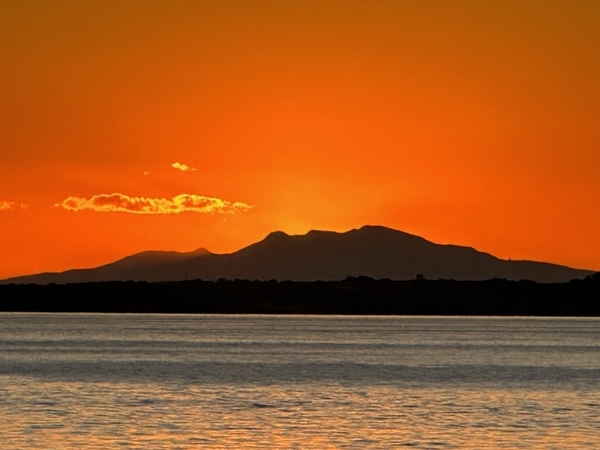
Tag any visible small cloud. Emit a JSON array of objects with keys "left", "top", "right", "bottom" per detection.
[
  {"left": 0, "top": 201, "right": 27, "bottom": 211},
  {"left": 172, "top": 162, "right": 197, "bottom": 172},
  {"left": 143, "top": 171, "right": 151, "bottom": 176},
  {"left": 56, "top": 193, "right": 253, "bottom": 215}
]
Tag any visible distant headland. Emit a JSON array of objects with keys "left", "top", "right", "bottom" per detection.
[{"left": 1, "top": 225, "right": 592, "bottom": 285}]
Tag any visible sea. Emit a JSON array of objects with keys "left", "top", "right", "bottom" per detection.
[{"left": 0, "top": 313, "right": 598, "bottom": 449}]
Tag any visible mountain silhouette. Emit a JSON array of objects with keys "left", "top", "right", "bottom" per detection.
[{"left": 1, "top": 225, "right": 591, "bottom": 284}]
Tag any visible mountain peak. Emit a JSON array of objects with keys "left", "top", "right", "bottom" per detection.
[
  {"left": 264, "top": 230, "right": 290, "bottom": 240},
  {"left": 356, "top": 224, "right": 415, "bottom": 236},
  {"left": 187, "top": 247, "right": 212, "bottom": 255},
  {"left": 359, "top": 224, "right": 392, "bottom": 231}
]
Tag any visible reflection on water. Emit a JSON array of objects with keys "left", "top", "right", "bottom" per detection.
[{"left": 0, "top": 314, "right": 599, "bottom": 449}]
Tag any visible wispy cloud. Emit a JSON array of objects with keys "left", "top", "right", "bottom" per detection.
[
  {"left": 56, "top": 193, "right": 252, "bottom": 215},
  {"left": 0, "top": 201, "right": 27, "bottom": 211},
  {"left": 172, "top": 162, "right": 197, "bottom": 172}
]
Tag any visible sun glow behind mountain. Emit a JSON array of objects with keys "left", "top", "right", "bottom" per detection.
[{"left": 1, "top": 1, "right": 599, "bottom": 278}]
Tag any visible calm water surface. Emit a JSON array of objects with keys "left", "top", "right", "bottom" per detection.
[{"left": 0, "top": 313, "right": 598, "bottom": 449}]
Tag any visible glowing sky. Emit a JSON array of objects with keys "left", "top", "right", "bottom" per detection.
[{"left": 1, "top": 0, "right": 599, "bottom": 278}]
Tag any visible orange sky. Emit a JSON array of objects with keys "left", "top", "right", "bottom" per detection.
[{"left": 1, "top": 0, "right": 599, "bottom": 279}]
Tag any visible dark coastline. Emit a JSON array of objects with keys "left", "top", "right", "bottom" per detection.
[{"left": 1, "top": 274, "right": 599, "bottom": 316}]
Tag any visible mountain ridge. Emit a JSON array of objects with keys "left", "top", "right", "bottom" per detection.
[{"left": 1, "top": 225, "right": 592, "bottom": 284}]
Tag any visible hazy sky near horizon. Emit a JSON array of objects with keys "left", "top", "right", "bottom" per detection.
[{"left": 1, "top": 0, "right": 599, "bottom": 278}]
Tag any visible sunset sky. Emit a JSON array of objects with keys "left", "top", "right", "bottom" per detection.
[{"left": 1, "top": 0, "right": 599, "bottom": 279}]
